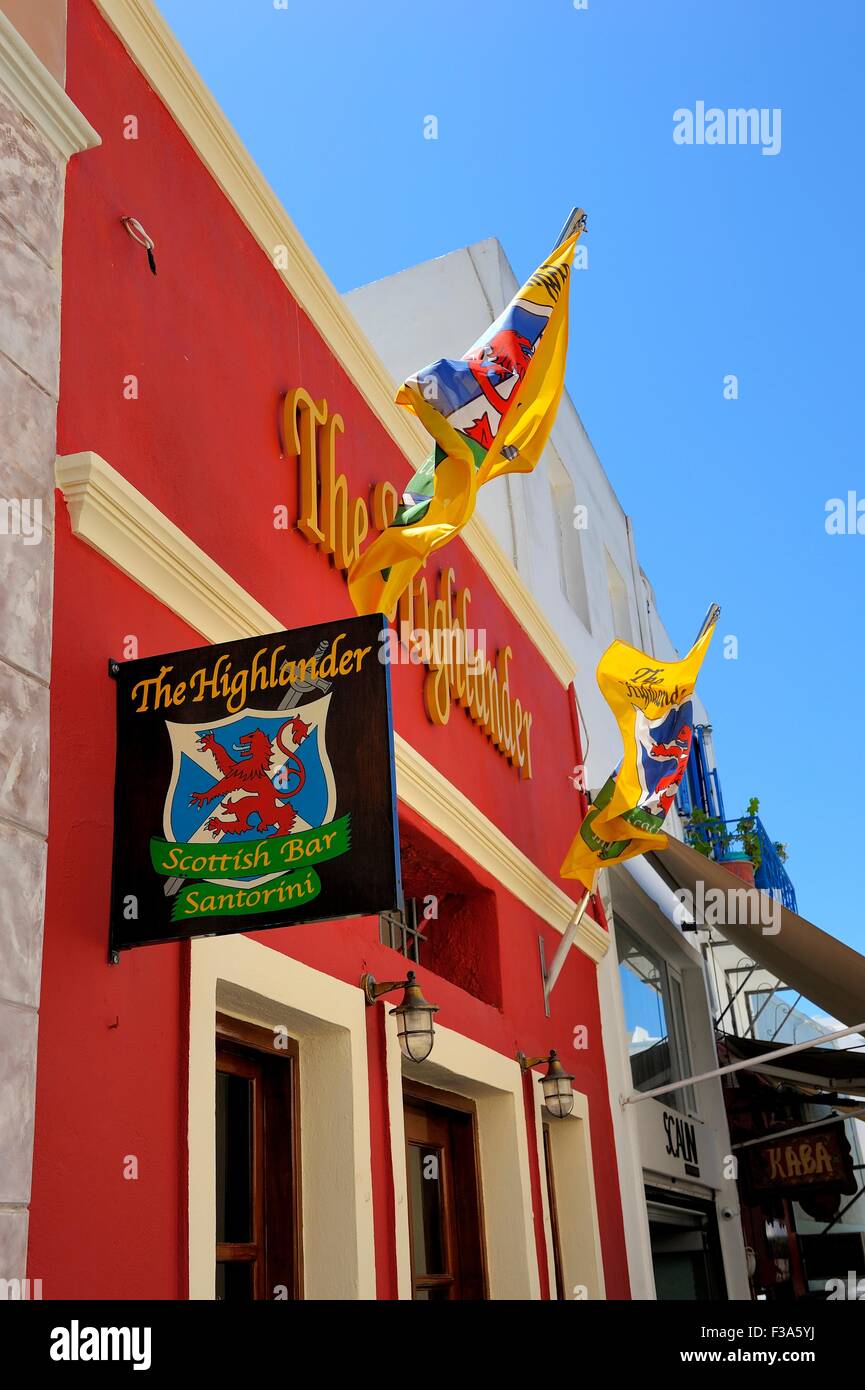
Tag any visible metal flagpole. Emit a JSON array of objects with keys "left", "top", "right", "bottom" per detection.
[
  {"left": 550, "top": 207, "right": 587, "bottom": 254},
  {"left": 540, "top": 887, "right": 594, "bottom": 1016},
  {"left": 693, "top": 602, "right": 721, "bottom": 645}
]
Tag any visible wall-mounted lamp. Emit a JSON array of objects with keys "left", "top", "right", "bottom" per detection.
[
  {"left": 517, "top": 1049, "right": 575, "bottom": 1118},
  {"left": 361, "top": 970, "right": 439, "bottom": 1063}
]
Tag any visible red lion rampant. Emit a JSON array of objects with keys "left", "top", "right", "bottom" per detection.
[
  {"left": 464, "top": 328, "right": 534, "bottom": 412},
  {"left": 188, "top": 717, "right": 310, "bottom": 839},
  {"left": 649, "top": 725, "right": 692, "bottom": 817}
]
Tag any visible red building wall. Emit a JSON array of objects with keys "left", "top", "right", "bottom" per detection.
[{"left": 27, "top": 0, "right": 630, "bottom": 1300}]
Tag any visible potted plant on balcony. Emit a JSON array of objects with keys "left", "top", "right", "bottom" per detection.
[{"left": 685, "top": 797, "right": 764, "bottom": 885}]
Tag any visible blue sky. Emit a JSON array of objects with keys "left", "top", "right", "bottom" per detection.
[{"left": 155, "top": 0, "right": 864, "bottom": 953}]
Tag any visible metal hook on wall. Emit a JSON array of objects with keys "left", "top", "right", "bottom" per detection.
[{"left": 121, "top": 215, "right": 157, "bottom": 275}]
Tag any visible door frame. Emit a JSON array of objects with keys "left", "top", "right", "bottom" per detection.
[
  {"left": 188, "top": 934, "right": 376, "bottom": 1300},
  {"left": 387, "top": 1019, "right": 541, "bottom": 1299},
  {"left": 403, "top": 1079, "right": 489, "bottom": 1299}
]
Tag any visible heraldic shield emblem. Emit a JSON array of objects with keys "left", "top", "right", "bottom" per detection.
[
  {"left": 108, "top": 616, "right": 401, "bottom": 953},
  {"left": 164, "top": 696, "right": 336, "bottom": 890}
]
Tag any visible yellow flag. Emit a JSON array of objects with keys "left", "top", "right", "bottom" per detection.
[
  {"left": 348, "top": 221, "right": 585, "bottom": 616},
  {"left": 561, "top": 609, "right": 719, "bottom": 890}
]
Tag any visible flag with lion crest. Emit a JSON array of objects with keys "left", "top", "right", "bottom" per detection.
[
  {"left": 561, "top": 609, "right": 719, "bottom": 891},
  {"left": 348, "top": 218, "right": 586, "bottom": 617}
]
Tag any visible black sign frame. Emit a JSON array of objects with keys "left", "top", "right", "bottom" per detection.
[{"left": 108, "top": 615, "right": 402, "bottom": 954}]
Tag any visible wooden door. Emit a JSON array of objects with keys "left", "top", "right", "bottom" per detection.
[
  {"left": 404, "top": 1088, "right": 487, "bottom": 1300},
  {"left": 215, "top": 1016, "right": 301, "bottom": 1300}
]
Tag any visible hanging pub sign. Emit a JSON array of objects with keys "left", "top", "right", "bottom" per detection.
[
  {"left": 744, "top": 1122, "right": 857, "bottom": 1202},
  {"left": 108, "top": 615, "right": 401, "bottom": 953}
]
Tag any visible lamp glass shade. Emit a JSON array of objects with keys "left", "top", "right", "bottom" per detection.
[
  {"left": 542, "top": 1074, "right": 575, "bottom": 1118},
  {"left": 391, "top": 973, "right": 438, "bottom": 1064},
  {"left": 395, "top": 1005, "right": 435, "bottom": 1063},
  {"left": 540, "top": 1051, "right": 575, "bottom": 1118}
]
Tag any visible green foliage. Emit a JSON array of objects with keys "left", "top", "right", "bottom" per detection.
[
  {"left": 686, "top": 807, "right": 728, "bottom": 859},
  {"left": 685, "top": 796, "right": 790, "bottom": 873},
  {"left": 735, "top": 805, "right": 762, "bottom": 872},
  {"left": 685, "top": 796, "right": 763, "bottom": 871}
]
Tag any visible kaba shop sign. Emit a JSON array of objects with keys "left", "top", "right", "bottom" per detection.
[
  {"left": 746, "top": 1123, "right": 856, "bottom": 1200},
  {"left": 109, "top": 615, "right": 401, "bottom": 953}
]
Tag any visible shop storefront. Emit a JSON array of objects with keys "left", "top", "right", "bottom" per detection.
[
  {"left": 645, "top": 1187, "right": 726, "bottom": 1301},
  {"left": 21, "top": 0, "right": 630, "bottom": 1300},
  {"left": 656, "top": 830, "right": 865, "bottom": 1302},
  {"left": 721, "top": 1037, "right": 865, "bottom": 1300}
]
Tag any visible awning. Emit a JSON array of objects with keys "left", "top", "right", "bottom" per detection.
[
  {"left": 653, "top": 836, "right": 865, "bottom": 1028},
  {"left": 718, "top": 1031, "right": 865, "bottom": 1099}
]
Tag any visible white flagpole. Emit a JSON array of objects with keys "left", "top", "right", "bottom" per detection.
[{"left": 543, "top": 888, "right": 593, "bottom": 1013}]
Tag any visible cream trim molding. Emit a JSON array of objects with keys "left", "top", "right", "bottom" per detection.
[
  {"left": 387, "top": 1016, "right": 541, "bottom": 1300},
  {"left": 0, "top": 10, "right": 100, "bottom": 159},
  {"left": 188, "top": 933, "right": 376, "bottom": 1299},
  {"left": 56, "top": 451, "right": 280, "bottom": 645},
  {"left": 531, "top": 1079, "right": 606, "bottom": 1299},
  {"left": 56, "top": 449, "right": 606, "bottom": 961},
  {"left": 92, "top": 0, "right": 575, "bottom": 690}
]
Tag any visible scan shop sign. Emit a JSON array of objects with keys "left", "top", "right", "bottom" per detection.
[{"left": 109, "top": 615, "right": 401, "bottom": 953}]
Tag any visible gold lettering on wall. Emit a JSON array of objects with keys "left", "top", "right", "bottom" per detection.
[{"left": 282, "top": 388, "right": 534, "bottom": 778}]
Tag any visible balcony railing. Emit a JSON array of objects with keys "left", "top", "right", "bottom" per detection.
[{"left": 685, "top": 814, "right": 797, "bottom": 913}]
